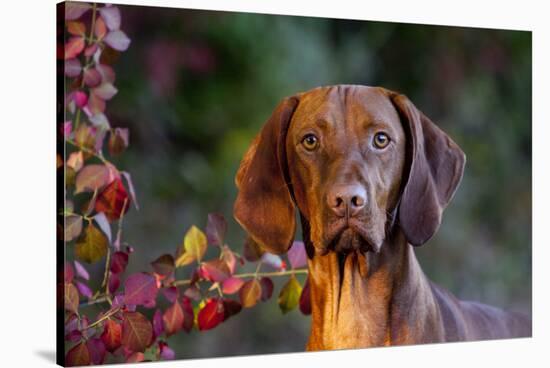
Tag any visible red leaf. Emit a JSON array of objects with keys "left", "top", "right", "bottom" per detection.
[
  {"left": 66, "top": 342, "right": 90, "bottom": 366},
  {"left": 222, "top": 299, "right": 242, "bottom": 321},
  {"left": 160, "top": 287, "right": 178, "bottom": 304},
  {"left": 124, "top": 273, "right": 158, "bottom": 307},
  {"left": 206, "top": 213, "right": 226, "bottom": 246},
  {"left": 65, "top": 262, "right": 74, "bottom": 283},
  {"left": 163, "top": 301, "right": 184, "bottom": 336},
  {"left": 121, "top": 312, "right": 153, "bottom": 352},
  {"left": 87, "top": 92, "right": 106, "bottom": 114},
  {"left": 200, "top": 259, "right": 230, "bottom": 282},
  {"left": 94, "top": 16, "right": 107, "bottom": 39},
  {"left": 83, "top": 68, "right": 102, "bottom": 87},
  {"left": 260, "top": 277, "right": 274, "bottom": 302},
  {"left": 153, "top": 309, "right": 164, "bottom": 338},
  {"left": 63, "top": 121, "right": 73, "bottom": 138},
  {"left": 65, "top": 36, "right": 85, "bottom": 59},
  {"left": 73, "top": 91, "right": 88, "bottom": 108},
  {"left": 220, "top": 245, "right": 237, "bottom": 274},
  {"left": 87, "top": 337, "right": 106, "bottom": 365},
  {"left": 108, "top": 128, "right": 129, "bottom": 156},
  {"left": 104, "top": 30, "right": 131, "bottom": 51},
  {"left": 182, "top": 297, "right": 194, "bottom": 332},
  {"left": 65, "top": 58, "right": 82, "bottom": 77},
  {"left": 288, "top": 241, "right": 308, "bottom": 269},
  {"left": 75, "top": 164, "right": 112, "bottom": 194},
  {"left": 197, "top": 298, "right": 224, "bottom": 331},
  {"left": 151, "top": 254, "right": 175, "bottom": 276},
  {"left": 96, "top": 63, "right": 116, "bottom": 83},
  {"left": 110, "top": 251, "right": 129, "bottom": 274},
  {"left": 299, "top": 277, "right": 312, "bottom": 315},
  {"left": 239, "top": 279, "right": 261, "bottom": 308},
  {"left": 108, "top": 272, "right": 120, "bottom": 293},
  {"left": 95, "top": 178, "right": 130, "bottom": 222},
  {"left": 101, "top": 319, "right": 122, "bottom": 352},
  {"left": 183, "top": 285, "right": 201, "bottom": 301},
  {"left": 222, "top": 277, "right": 244, "bottom": 295},
  {"left": 85, "top": 43, "right": 99, "bottom": 57},
  {"left": 67, "top": 21, "right": 85, "bottom": 36},
  {"left": 126, "top": 352, "right": 144, "bottom": 363}
]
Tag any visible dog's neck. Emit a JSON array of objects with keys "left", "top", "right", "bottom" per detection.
[{"left": 305, "top": 229, "right": 444, "bottom": 350}]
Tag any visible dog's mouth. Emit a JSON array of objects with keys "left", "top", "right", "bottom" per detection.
[{"left": 324, "top": 218, "right": 380, "bottom": 254}]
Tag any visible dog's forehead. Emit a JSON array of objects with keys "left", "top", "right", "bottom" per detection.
[{"left": 293, "top": 85, "right": 400, "bottom": 128}]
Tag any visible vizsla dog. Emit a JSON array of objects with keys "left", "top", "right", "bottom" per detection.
[{"left": 234, "top": 85, "right": 531, "bottom": 350}]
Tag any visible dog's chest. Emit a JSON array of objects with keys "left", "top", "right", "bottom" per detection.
[{"left": 306, "top": 251, "right": 393, "bottom": 350}]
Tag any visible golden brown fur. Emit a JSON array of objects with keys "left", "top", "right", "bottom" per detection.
[{"left": 234, "top": 85, "right": 531, "bottom": 350}]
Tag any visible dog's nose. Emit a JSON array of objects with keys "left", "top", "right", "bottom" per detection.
[{"left": 327, "top": 185, "right": 366, "bottom": 217}]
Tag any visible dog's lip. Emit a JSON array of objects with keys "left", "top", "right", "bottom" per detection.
[{"left": 325, "top": 220, "right": 376, "bottom": 253}]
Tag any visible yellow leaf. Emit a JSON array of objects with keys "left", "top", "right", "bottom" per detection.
[
  {"left": 278, "top": 276, "right": 302, "bottom": 314},
  {"left": 75, "top": 223, "right": 108, "bottom": 263},
  {"left": 64, "top": 283, "right": 79, "bottom": 313},
  {"left": 175, "top": 225, "right": 207, "bottom": 267}
]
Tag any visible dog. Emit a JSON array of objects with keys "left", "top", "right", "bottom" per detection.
[{"left": 233, "top": 85, "right": 531, "bottom": 350}]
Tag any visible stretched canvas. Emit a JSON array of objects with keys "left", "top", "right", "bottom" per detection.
[{"left": 57, "top": 1, "right": 532, "bottom": 366}]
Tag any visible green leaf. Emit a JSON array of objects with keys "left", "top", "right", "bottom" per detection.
[
  {"left": 278, "top": 276, "right": 302, "bottom": 314},
  {"left": 65, "top": 214, "right": 82, "bottom": 242},
  {"left": 175, "top": 226, "right": 207, "bottom": 267},
  {"left": 75, "top": 223, "right": 108, "bottom": 263}
]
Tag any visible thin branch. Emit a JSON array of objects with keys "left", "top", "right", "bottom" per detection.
[
  {"left": 83, "top": 306, "right": 120, "bottom": 331},
  {"left": 170, "top": 268, "right": 308, "bottom": 288},
  {"left": 79, "top": 268, "right": 309, "bottom": 307},
  {"left": 66, "top": 138, "right": 111, "bottom": 165}
]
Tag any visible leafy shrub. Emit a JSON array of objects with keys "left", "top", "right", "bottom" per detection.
[{"left": 60, "top": 3, "right": 310, "bottom": 365}]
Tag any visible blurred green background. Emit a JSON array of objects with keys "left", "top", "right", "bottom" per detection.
[{"left": 87, "top": 4, "right": 531, "bottom": 359}]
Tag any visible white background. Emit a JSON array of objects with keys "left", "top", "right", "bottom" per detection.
[{"left": 0, "top": 0, "right": 548, "bottom": 367}]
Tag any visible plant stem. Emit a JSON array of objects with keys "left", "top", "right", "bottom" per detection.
[
  {"left": 83, "top": 306, "right": 120, "bottom": 331},
  {"left": 66, "top": 138, "right": 110, "bottom": 165},
  {"left": 79, "top": 268, "right": 309, "bottom": 307}
]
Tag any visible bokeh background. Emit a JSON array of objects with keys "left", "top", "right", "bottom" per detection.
[{"left": 84, "top": 3, "right": 532, "bottom": 359}]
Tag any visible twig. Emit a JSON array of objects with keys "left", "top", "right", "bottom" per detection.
[
  {"left": 83, "top": 306, "right": 120, "bottom": 331},
  {"left": 79, "top": 268, "right": 309, "bottom": 307},
  {"left": 66, "top": 138, "right": 111, "bottom": 165}
]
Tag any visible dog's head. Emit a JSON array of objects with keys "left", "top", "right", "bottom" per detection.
[{"left": 234, "top": 85, "right": 465, "bottom": 256}]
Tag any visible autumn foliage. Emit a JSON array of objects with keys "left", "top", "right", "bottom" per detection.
[{"left": 59, "top": 2, "right": 310, "bottom": 365}]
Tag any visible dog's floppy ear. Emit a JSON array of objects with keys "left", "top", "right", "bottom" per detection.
[
  {"left": 234, "top": 97, "right": 299, "bottom": 254},
  {"left": 390, "top": 93, "right": 466, "bottom": 246}
]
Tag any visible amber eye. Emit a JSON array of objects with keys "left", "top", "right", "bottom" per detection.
[
  {"left": 373, "top": 132, "right": 390, "bottom": 149},
  {"left": 302, "top": 134, "right": 319, "bottom": 151}
]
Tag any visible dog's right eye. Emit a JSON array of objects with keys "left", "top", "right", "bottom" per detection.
[{"left": 302, "top": 134, "right": 319, "bottom": 151}]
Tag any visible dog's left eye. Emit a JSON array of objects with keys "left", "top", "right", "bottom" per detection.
[
  {"left": 373, "top": 132, "right": 390, "bottom": 149},
  {"left": 302, "top": 134, "right": 319, "bottom": 151}
]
